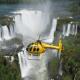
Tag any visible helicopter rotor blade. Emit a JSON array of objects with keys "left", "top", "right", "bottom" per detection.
[{"left": 38, "top": 40, "right": 44, "bottom": 47}]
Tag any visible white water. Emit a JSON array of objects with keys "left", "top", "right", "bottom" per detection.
[
  {"left": 4, "top": 56, "right": 14, "bottom": 63},
  {"left": 18, "top": 48, "right": 49, "bottom": 80},
  {"left": 9, "top": 24, "right": 15, "bottom": 37},
  {"left": 0, "top": 25, "right": 15, "bottom": 41},
  {"left": 14, "top": 10, "right": 51, "bottom": 46},
  {"left": 66, "top": 23, "right": 71, "bottom": 36},
  {"left": 0, "top": 27, "right": 2, "bottom": 41},
  {"left": 43, "top": 19, "right": 57, "bottom": 43},
  {"left": 18, "top": 49, "right": 58, "bottom": 80},
  {"left": 2, "top": 25, "right": 11, "bottom": 40},
  {"left": 70, "top": 24, "right": 77, "bottom": 35},
  {"left": 14, "top": 9, "right": 58, "bottom": 80},
  {"left": 62, "top": 22, "right": 78, "bottom": 37}
]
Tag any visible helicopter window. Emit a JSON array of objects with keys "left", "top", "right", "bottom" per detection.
[
  {"left": 33, "top": 47, "right": 36, "bottom": 51},
  {"left": 37, "top": 48, "right": 39, "bottom": 51},
  {"left": 30, "top": 47, "right": 32, "bottom": 51}
]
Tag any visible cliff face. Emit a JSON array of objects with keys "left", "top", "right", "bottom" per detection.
[{"left": 0, "top": 16, "right": 14, "bottom": 26}]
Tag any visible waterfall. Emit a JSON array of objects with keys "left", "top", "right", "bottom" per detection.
[
  {"left": 62, "top": 22, "right": 78, "bottom": 37},
  {"left": 70, "top": 24, "right": 77, "bottom": 35},
  {"left": 4, "top": 56, "right": 14, "bottom": 63},
  {"left": 75, "top": 24, "right": 77, "bottom": 35},
  {"left": 18, "top": 48, "right": 28, "bottom": 78},
  {"left": 63, "top": 25, "right": 66, "bottom": 37},
  {"left": 0, "top": 27, "right": 2, "bottom": 41},
  {"left": 18, "top": 48, "right": 48, "bottom": 80},
  {"left": 2, "top": 25, "right": 11, "bottom": 40},
  {"left": 66, "top": 23, "right": 71, "bottom": 36},
  {"left": 14, "top": 10, "right": 50, "bottom": 45},
  {"left": 18, "top": 49, "right": 58, "bottom": 80},
  {"left": 14, "top": 9, "right": 58, "bottom": 80},
  {"left": 43, "top": 18, "right": 57, "bottom": 43},
  {"left": 9, "top": 24, "right": 15, "bottom": 37},
  {"left": 0, "top": 25, "right": 15, "bottom": 41}
]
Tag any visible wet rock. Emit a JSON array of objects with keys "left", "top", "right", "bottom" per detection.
[{"left": 0, "top": 37, "right": 23, "bottom": 56}]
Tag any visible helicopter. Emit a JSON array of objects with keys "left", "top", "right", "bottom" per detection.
[{"left": 26, "top": 36, "right": 63, "bottom": 58}]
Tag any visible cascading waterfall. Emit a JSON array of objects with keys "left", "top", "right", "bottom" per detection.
[
  {"left": 43, "top": 19, "right": 57, "bottom": 43},
  {"left": 18, "top": 48, "right": 49, "bottom": 80},
  {"left": 0, "top": 27, "right": 2, "bottom": 41},
  {"left": 0, "top": 24, "right": 15, "bottom": 41},
  {"left": 14, "top": 10, "right": 50, "bottom": 41},
  {"left": 70, "top": 24, "right": 77, "bottom": 35},
  {"left": 66, "top": 23, "right": 71, "bottom": 36},
  {"left": 2, "top": 25, "right": 11, "bottom": 40},
  {"left": 9, "top": 24, "right": 15, "bottom": 37},
  {"left": 4, "top": 56, "right": 14, "bottom": 63},
  {"left": 62, "top": 22, "right": 78, "bottom": 37},
  {"left": 75, "top": 24, "right": 77, "bottom": 35},
  {"left": 14, "top": 9, "right": 58, "bottom": 80},
  {"left": 62, "top": 24, "right": 67, "bottom": 36}
]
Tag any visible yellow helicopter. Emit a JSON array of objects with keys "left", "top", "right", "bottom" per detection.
[{"left": 26, "top": 36, "right": 63, "bottom": 57}]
